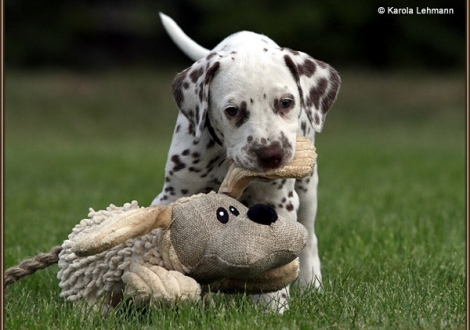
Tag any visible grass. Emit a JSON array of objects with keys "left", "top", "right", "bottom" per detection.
[{"left": 4, "top": 68, "right": 466, "bottom": 329}]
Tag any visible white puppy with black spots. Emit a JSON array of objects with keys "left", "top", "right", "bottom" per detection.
[{"left": 152, "top": 13, "right": 341, "bottom": 313}]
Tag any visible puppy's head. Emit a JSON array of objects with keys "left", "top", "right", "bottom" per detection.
[{"left": 172, "top": 44, "right": 340, "bottom": 171}]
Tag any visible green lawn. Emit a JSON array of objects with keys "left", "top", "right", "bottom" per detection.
[{"left": 4, "top": 69, "right": 466, "bottom": 329}]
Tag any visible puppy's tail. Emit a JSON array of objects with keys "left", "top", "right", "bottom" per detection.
[{"left": 160, "top": 12, "right": 210, "bottom": 61}]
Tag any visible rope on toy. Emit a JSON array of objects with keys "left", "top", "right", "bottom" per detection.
[{"left": 4, "top": 245, "right": 63, "bottom": 291}]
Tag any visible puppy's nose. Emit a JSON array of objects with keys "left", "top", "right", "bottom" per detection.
[
  {"left": 257, "top": 142, "right": 284, "bottom": 169},
  {"left": 247, "top": 204, "right": 278, "bottom": 225}
]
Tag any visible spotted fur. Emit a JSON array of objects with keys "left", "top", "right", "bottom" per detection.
[{"left": 154, "top": 13, "right": 341, "bottom": 313}]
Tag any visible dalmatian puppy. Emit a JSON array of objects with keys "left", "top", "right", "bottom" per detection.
[{"left": 152, "top": 13, "right": 340, "bottom": 313}]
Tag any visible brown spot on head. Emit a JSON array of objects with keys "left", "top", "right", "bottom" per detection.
[
  {"left": 284, "top": 55, "right": 304, "bottom": 103},
  {"left": 189, "top": 67, "right": 204, "bottom": 83},
  {"left": 204, "top": 62, "right": 220, "bottom": 85},
  {"left": 297, "top": 59, "right": 316, "bottom": 77},
  {"left": 231, "top": 101, "right": 250, "bottom": 128},
  {"left": 320, "top": 73, "right": 341, "bottom": 114},
  {"left": 206, "top": 52, "right": 217, "bottom": 60},
  {"left": 308, "top": 78, "right": 328, "bottom": 109},
  {"left": 314, "top": 113, "right": 320, "bottom": 126},
  {"left": 172, "top": 69, "right": 189, "bottom": 108}
]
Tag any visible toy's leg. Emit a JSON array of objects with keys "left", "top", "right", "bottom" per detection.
[{"left": 122, "top": 262, "right": 201, "bottom": 307}]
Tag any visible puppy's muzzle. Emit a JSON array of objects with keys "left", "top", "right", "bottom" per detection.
[{"left": 256, "top": 142, "right": 285, "bottom": 170}]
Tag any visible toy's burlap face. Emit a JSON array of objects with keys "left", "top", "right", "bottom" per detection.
[{"left": 170, "top": 192, "right": 307, "bottom": 283}]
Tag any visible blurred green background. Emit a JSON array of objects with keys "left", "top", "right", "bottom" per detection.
[
  {"left": 4, "top": 1, "right": 466, "bottom": 328},
  {"left": 5, "top": 0, "right": 466, "bottom": 70}
]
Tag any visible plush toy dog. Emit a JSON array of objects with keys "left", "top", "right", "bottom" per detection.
[{"left": 5, "top": 137, "right": 316, "bottom": 312}]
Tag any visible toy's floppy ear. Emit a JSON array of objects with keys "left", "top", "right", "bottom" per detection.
[
  {"left": 282, "top": 49, "right": 340, "bottom": 133},
  {"left": 72, "top": 206, "right": 173, "bottom": 257},
  {"left": 172, "top": 53, "right": 223, "bottom": 142}
]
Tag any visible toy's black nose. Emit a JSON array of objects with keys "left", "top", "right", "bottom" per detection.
[{"left": 247, "top": 204, "right": 278, "bottom": 225}]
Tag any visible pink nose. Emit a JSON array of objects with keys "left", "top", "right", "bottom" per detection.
[{"left": 257, "top": 142, "right": 284, "bottom": 169}]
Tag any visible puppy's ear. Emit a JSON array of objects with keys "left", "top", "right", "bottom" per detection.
[
  {"left": 282, "top": 49, "right": 341, "bottom": 133},
  {"left": 172, "top": 53, "right": 222, "bottom": 142}
]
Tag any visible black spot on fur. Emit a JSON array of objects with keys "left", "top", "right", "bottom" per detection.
[
  {"left": 187, "top": 123, "right": 195, "bottom": 136},
  {"left": 286, "top": 203, "right": 294, "bottom": 212},
  {"left": 301, "top": 121, "right": 307, "bottom": 136},
  {"left": 189, "top": 67, "right": 204, "bottom": 83},
  {"left": 171, "top": 155, "right": 186, "bottom": 172},
  {"left": 297, "top": 58, "right": 316, "bottom": 77},
  {"left": 314, "top": 113, "right": 320, "bottom": 125},
  {"left": 172, "top": 68, "right": 190, "bottom": 107},
  {"left": 235, "top": 101, "right": 250, "bottom": 128},
  {"left": 206, "top": 52, "right": 217, "bottom": 60},
  {"left": 205, "top": 62, "right": 220, "bottom": 85},
  {"left": 206, "top": 139, "right": 216, "bottom": 149},
  {"left": 284, "top": 55, "right": 304, "bottom": 105}
]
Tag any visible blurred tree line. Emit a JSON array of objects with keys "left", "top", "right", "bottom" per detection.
[{"left": 5, "top": 0, "right": 466, "bottom": 70}]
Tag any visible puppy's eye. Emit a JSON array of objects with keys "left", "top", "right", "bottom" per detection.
[
  {"left": 274, "top": 95, "right": 295, "bottom": 114},
  {"left": 280, "top": 98, "right": 293, "bottom": 109},
  {"left": 216, "top": 207, "right": 229, "bottom": 224},
  {"left": 229, "top": 206, "right": 240, "bottom": 216},
  {"left": 225, "top": 107, "right": 239, "bottom": 117}
]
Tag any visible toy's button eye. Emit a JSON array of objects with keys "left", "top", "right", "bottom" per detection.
[
  {"left": 216, "top": 207, "right": 229, "bottom": 224},
  {"left": 229, "top": 206, "right": 240, "bottom": 216}
]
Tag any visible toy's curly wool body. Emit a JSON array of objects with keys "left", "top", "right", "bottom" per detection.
[
  {"left": 51, "top": 137, "right": 316, "bottom": 309},
  {"left": 58, "top": 202, "right": 166, "bottom": 304}
]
